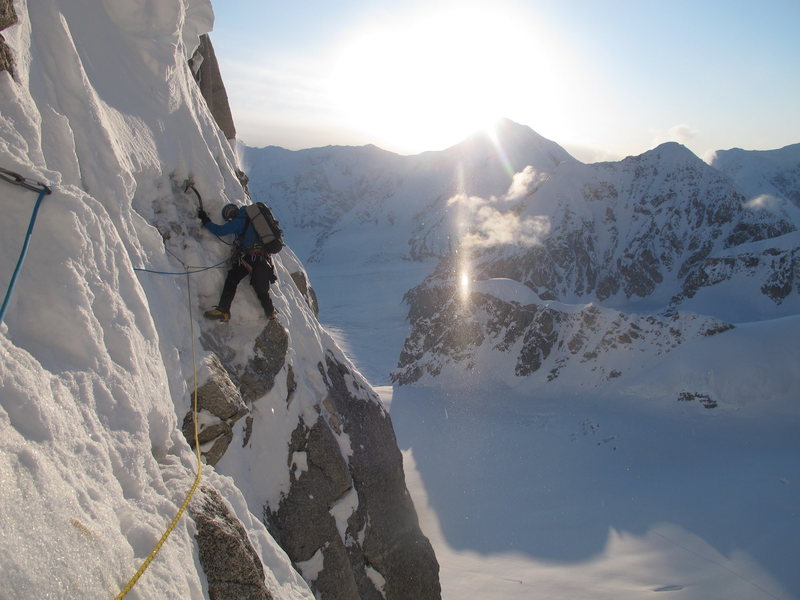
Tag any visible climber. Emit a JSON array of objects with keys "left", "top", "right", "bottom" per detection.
[{"left": 198, "top": 203, "right": 277, "bottom": 322}]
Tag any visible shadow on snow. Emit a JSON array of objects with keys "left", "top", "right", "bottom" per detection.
[{"left": 389, "top": 384, "right": 800, "bottom": 595}]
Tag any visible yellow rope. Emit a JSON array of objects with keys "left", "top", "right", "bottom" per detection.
[{"left": 114, "top": 269, "right": 204, "bottom": 599}]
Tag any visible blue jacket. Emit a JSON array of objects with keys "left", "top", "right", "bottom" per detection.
[{"left": 203, "top": 206, "right": 260, "bottom": 247}]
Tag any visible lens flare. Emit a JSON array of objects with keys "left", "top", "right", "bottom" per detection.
[
  {"left": 459, "top": 270, "right": 471, "bottom": 295},
  {"left": 486, "top": 121, "right": 515, "bottom": 178}
]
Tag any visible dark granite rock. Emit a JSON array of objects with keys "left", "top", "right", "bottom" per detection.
[
  {"left": 290, "top": 271, "right": 320, "bottom": 316},
  {"left": 189, "top": 34, "right": 236, "bottom": 141},
  {"left": 266, "top": 355, "right": 441, "bottom": 600},
  {"left": 322, "top": 353, "right": 440, "bottom": 600},
  {"left": 0, "top": 0, "right": 17, "bottom": 76},
  {"left": 182, "top": 354, "right": 248, "bottom": 466},
  {"left": 190, "top": 485, "right": 273, "bottom": 600},
  {"left": 239, "top": 320, "right": 289, "bottom": 403}
]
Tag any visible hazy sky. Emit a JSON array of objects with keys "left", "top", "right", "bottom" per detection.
[{"left": 211, "top": 0, "right": 800, "bottom": 162}]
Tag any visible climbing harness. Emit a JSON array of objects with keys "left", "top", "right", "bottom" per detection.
[
  {"left": 0, "top": 167, "right": 52, "bottom": 325},
  {"left": 219, "top": 233, "right": 275, "bottom": 277},
  {"left": 115, "top": 256, "right": 204, "bottom": 599}
]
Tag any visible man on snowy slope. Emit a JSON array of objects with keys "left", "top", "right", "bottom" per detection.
[{"left": 199, "top": 203, "right": 277, "bottom": 322}]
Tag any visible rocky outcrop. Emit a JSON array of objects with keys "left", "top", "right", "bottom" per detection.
[
  {"left": 239, "top": 320, "right": 290, "bottom": 403},
  {"left": 394, "top": 280, "right": 733, "bottom": 388},
  {"left": 290, "top": 270, "right": 320, "bottom": 316},
  {"left": 200, "top": 320, "right": 440, "bottom": 599},
  {"left": 670, "top": 240, "right": 799, "bottom": 308},
  {"left": 190, "top": 485, "right": 273, "bottom": 600},
  {"left": 267, "top": 352, "right": 441, "bottom": 600},
  {"left": 200, "top": 319, "right": 290, "bottom": 405},
  {"left": 454, "top": 144, "right": 795, "bottom": 306},
  {"left": 321, "top": 354, "right": 440, "bottom": 600},
  {"left": 268, "top": 415, "right": 361, "bottom": 599},
  {"left": 0, "top": 0, "right": 16, "bottom": 76},
  {"left": 182, "top": 354, "right": 249, "bottom": 466},
  {"left": 190, "top": 33, "right": 236, "bottom": 141}
]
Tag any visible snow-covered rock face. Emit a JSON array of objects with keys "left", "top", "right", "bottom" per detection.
[
  {"left": 449, "top": 142, "right": 795, "bottom": 307},
  {"left": 0, "top": 2, "right": 438, "bottom": 599},
  {"left": 190, "top": 33, "right": 237, "bottom": 142},
  {"left": 711, "top": 143, "right": 800, "bottom": 214},
  {"left": 243, "top": 127, "right": 798, "bottom": 407},
  {"left": 393, "top": 279, "right": 733, "bottom": 389},
  {"left": 263, "top": 352, "right": 441, "bottom": 599},
  {"left": 198, "top": 302, "right": 441, "bottom": 599},
  {"left": 394, "top": 141, "right": 798, "bottom": 399},
  {"left": 242, "top": 118, "right": 576, "bottom": 264}
]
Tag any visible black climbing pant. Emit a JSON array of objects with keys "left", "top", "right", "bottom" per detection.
[{"left": 217, "top": 254, "right": 275, "bottom": 317}]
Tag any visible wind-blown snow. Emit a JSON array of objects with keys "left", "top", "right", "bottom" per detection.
[{"left": 1, "top": 1, "right": 313, "bottom": 598}]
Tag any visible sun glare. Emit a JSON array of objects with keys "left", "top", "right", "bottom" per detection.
[
  {"left": 329, "top": 4, "right": 568, "bottom": 153},
  {"left": 459, "top": 271, "right": 471, "bottom": 295}
]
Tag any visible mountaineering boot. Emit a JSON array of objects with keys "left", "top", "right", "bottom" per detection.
[{"left": 204, "top": 308, "right": 230, "bottom": 322}]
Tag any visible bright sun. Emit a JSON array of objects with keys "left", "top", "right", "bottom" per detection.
[{"left": 329, "top": 5, "right": 566, "bottom": 153}]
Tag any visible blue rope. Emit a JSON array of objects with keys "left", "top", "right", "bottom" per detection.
[
  {"left": 1, "top": 185, "right": 52, "bottom": 325},
  {"left": 133, "top": 259, "right": 227, "bottom": 276},
  {"left": 0, "top": 165, "right": 223, "bottom": 325}
]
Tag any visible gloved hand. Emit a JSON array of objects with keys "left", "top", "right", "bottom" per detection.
[{"left": 198, "top": 208, "right": 210, "bottom": 224}]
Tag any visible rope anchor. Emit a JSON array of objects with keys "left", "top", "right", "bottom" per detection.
[
  {"left": 0, "top": 166, "right": 53, "bottom": 325},
  {"left": 0, "top": 166, "right": 52, "bottom": 195}
]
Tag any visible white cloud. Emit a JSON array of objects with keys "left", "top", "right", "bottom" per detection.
[
  {"left": 449, "top": 166, "right": 551, "bottom": 249},
  {"left": 668, "top": 124, "right": 699, "bottom": 143},
  {"left": 506, "top": 166, "right": 548, "bottom": 201},
  {"left": 652, "top": 124, "right": 700, "bottom": 148},
  {"left": 744, "top": 193, "right": 784, "bottom": 212}
]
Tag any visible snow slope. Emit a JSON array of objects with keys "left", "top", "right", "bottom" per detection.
[
  {"left": 0, "top": 2, "right": 313, "bottom": 598},
  {"left": 711, "top": 143, "right": 800, "bottom": 218}
]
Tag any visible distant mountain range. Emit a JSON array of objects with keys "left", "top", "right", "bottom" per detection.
[{"left": 243, "top": 119, "right": 799, "bottom": 405}]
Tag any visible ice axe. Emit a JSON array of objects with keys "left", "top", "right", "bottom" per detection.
[{"left": 183, "top": 178, "right": 204, "bottom": 211}]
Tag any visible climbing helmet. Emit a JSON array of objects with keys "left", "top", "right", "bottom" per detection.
[{"left": 222, "top": 203, "right": 239, "bottom": 221}]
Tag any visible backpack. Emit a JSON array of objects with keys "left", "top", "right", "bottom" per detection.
[{"left": 244, "top": 202, "right": 285, "bottom": 254}]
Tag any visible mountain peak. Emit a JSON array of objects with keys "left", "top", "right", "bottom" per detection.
[
  {"left": 644, "top": 141, "right": 700, "bottom": 162},
  {"left": 491, "top": 116, "right": 537, "bottom": 135},
  {"left": 445, "top": 117, "right": 577, "bottom": 173}
]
